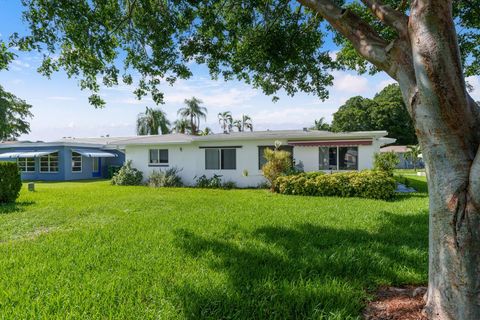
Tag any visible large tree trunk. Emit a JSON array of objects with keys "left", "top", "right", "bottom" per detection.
[
  {"left": 300, "top": 0, "right": 480, "bottom": 317},
  {"left": 406, "top": 1, "right": 480, "bottom": 318}
]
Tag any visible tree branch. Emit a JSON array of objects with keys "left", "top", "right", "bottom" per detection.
[
  {"left": 297, "top": 0, "right": 394, "bottom": 76},
  {"left": 360, "top": 0, "right": 409, "bottom": 37}
]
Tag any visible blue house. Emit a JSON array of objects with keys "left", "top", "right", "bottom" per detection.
[{"left": 0, "top": 137, "right": 125, "bottom": 181}]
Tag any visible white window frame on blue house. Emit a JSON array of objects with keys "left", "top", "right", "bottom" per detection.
[
  {"left": 71, "top": 152, "right": 82, "bottom": 173},
  {"left": 17, "top": 157, "right": 35, "bottom": 172},
  {"left": 40, "top": 152, "right": 59, "bottom": 173}
]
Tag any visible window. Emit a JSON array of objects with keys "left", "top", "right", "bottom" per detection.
[
  {"left": 17, "top": 158, "right": 35, "bottom": 172},
  {"left": 93, "top": 158, "right": 99, "bottom": 172},
  {"left": 258, "top": 145, "right": 293, "bottom": 170},
  {"left": 72, "top": 152, "right": 82, "bottom": 172},
  {"left": 319, "top": 147, "right": 358, "bottom": 171},
  {"left": 339, "top": 147, "right": 358, "bottom": 170},
  {"left": 149, "top": 149, "right": 169, "bottom": 165},
  {"left": 205, "top": 148, "right": 236, "bottom": 170},
  {"left": 40, "top": 152, "right": 59, "bottom": 173}
]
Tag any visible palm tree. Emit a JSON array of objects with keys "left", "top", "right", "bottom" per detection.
[
  {"left": 200, "top": 127, "right": 213, "bottom": 136},
  {"left": 136, "top": 107, "right": 170, "bottom": 135},
  {"left": 241, "top": 114, "right": 253, "bottom": 132},
  {"left": 173, "top": 118, "right": 191, "bottom": 134},
  {"left": 310, "top": 117, "right": 331, "bottom": 131},
  {"left": 232, "top": 114, "right": 253, "bottom": 132},
  {"left": 218, "top": 111, "right": 233, "bottom": 133},
  {"left": 177, "top": 97, "right": 207, "bottom": 135},
  {"left": 232, "top": 119, "right": 242, "bottom": 132},
  {"left": 406, "top": 145, "right": 422, "bottom": 171}
]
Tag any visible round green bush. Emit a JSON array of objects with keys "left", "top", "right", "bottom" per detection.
[
  {"left": 111, "top": 161, "right": 144, "bottom": 186},
  {"left": 0, "top": 162, "right": 22, "bottom": 203}
]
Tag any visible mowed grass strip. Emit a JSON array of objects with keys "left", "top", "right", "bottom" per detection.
[{"left": 0, "top": 180, "right": 428, "bottom": 319}]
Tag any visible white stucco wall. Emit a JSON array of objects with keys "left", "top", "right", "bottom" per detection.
[{"left": 125, "top": 137, "right": 383, "bottom": 187}]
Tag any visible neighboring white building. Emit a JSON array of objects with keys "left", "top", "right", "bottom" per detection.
[{"left": 115, "top": 130, "right": 395, "bottom": 187}]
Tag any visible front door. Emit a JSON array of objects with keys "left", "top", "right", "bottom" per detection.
[{"left": 92, "top": 157, "right": 101, "bottom": 177}]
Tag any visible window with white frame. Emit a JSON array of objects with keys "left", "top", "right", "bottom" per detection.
[
  {"left": 40, "top": 152, "right": 59, "bottom": 173},
  {"left": 149, "top": 149, "right": 169, "bottom": 165},
  {"left": 17, "top": 157, "right": 35, "bottom": 172},
  {"left": 205, "top": 148, "right": 236, "bottom": 170},
  {"left": 72, "top": 152, "right": 82, "bottom": 172},
  {"left": 319, "top": 146, "right": 358, "bottom": 170}
]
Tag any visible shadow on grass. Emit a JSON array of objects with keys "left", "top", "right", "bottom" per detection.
[
  {"left": 173, "top": 211, "right": 428, "bottom": 319},
  {"left": 0, "top": 201, "right": 35, "bottom": 214}
]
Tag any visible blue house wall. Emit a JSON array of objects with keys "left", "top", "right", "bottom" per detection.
[{"left": 0, "top": 145, "right": 124, "bottom": 181}]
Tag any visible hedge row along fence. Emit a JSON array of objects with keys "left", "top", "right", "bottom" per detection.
[
  {"left": 0, "top": 162, "right": 22, "bottom": 203},
  {"left": 274, "top": 171, "right": 397, "bottom": 200}
]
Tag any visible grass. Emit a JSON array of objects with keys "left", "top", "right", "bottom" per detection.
[{"left": 0, "top": 180, "right": 429, "bottom": 319}]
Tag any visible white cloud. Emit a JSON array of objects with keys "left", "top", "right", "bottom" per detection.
[
  {"left": 331, "top": 72, "right": 369, "bottom": 94},
  {"left": 11, "top": 59, "right": 30, "bottom": 70},
  {"left": 376, "top": 78, "right": 397, "bottom": 90}
]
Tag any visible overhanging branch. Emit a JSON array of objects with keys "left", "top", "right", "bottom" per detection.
[
  {"left": 297, "top": 0, "right": 393, "bottom": 76},
  {"left": 360, "top": 0, "right": 409, "bottom": 37}
]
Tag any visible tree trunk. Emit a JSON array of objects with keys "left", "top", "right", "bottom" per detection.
[{"left": 405, "top": 1, "right": 480, "bottom": 318}]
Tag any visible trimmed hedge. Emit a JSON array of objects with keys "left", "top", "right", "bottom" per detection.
[
  {"left": 0, "top": 162, "right": 22, "bottom": 203},
  {"left": 275, "top": 170, "right": 396, "bottom": 200}
]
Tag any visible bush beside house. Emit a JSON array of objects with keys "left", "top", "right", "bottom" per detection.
[
  {"left": 0, "top": 162, "right": 22, "bottom": 203},
  {"left": 148, "top": 167, "right": 183, "bottom": 187},
  {"left": 275, "top": 171, "right": 396, "bottom": 200},
  {"left": 111, "top": 161, "right": 143, "bottom": 186},
  {"left": 261, "top": 144, "right": 293, "bottom": 191}
]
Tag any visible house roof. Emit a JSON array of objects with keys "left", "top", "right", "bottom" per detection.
[
  {"left": 112, "top": 130, "right": 390, "bottom": 146},
  {"left": 0, "top": 130, "right": 392, "bottom": 149},
  {"left": 381, "top": 145, "right": 410, "bottom": 153}
]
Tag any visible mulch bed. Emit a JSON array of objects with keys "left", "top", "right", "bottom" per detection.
[{"left": 363, "top": 286, "right": 428, "bottom": 320}]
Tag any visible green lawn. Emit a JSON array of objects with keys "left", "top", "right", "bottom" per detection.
[{"left": 0, "top": 180, "right": 429, "bottom": 319}]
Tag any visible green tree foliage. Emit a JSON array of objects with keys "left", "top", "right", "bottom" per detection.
[
  {"left": 405, "top": 145, "right": 422, "bottom": 171},
  {"left": 136, "top": 107, "right": 170, "bottom": 135},
  {"left": 373, "top": 152, "right": 400, "bottom": 176},
  {"left": 177, "top": 97, "right": 207, "bottom": 135},
  {"left": 310, "top": 117, "right": 331, "bottom": 131},
  {"left": 262, "top": 143, "right": 292, "bottom": 191},
  {"left": 172, "top": 118, "right": 191, "bottom": 134},
  {"left": 0, "top": 85, "right": 33, "bottom": 141},
  {"left": 0, "top": 162, "right": 22, "bottom": 203},
  {"left": 232, "top": 114, "right": 253, "bottom": 132},
  {"left": 331, "top": 85, "right": 416, "bottom": 145},
  {"left": 0, "top": 42, "right": 15, "bottom": 71},
  {"left": 218, "top": 111, "right": 233, "bottom": 133}
]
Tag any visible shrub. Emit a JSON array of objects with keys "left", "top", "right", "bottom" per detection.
[
  {"left": 107, "top": 165, "right": 122, "bottom": 179},
  {"left": 111, "top": 161, "right": 143, "bottom": 186},
  {"left": 222, "top": 180, "right": 237, "bottom": 189},
  {"left": 195, "top": 174, "right": 223, "bottom": 188},
  {"left": 148, "top": 167, "right": 183, "bottom": 187},
  {"left": 275, "top": 170, "right": 396, "bottom": 200},
  {"left": 261, "top": 144, "right": 292, "bottom": 191},
  {"left": 0, "top": 162, "right": 22, "bottom": 203},
  {"left": 373, "top": 152, "right": 399, "bottom": 176}
]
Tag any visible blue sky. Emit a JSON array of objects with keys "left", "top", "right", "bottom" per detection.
[{"left": 1, "top": 0, "right": 479, "bottom": 141}]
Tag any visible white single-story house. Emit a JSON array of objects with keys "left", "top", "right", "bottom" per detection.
[{"left": 114, "top": 130, "right": 395, "bottom": 187}]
